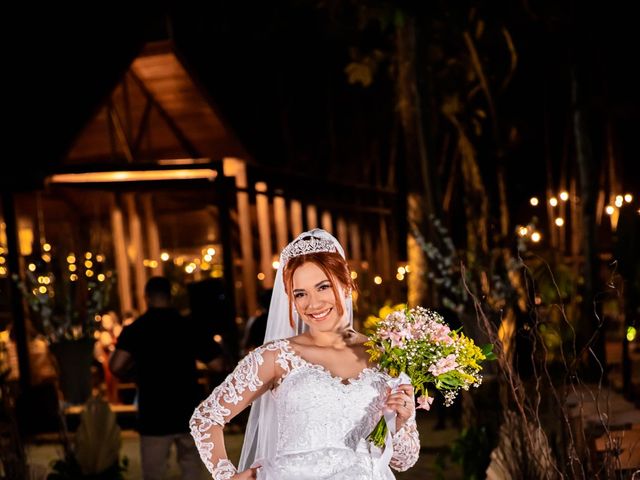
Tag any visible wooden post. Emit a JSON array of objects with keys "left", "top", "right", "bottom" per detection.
[
  {"left": 349, "top": 220, "right": 361, "bottom": 262},
  {"left": 290, "top": 200, "right": 303, "bottom": 237},
  {"left": 336, "top": 217, "right": 348, "bottom": 258},
  {"left": 224, "top": 158, "right": 257, "bottom": 316},
  {"left": 1, "top": 192, "right": 30, "bottom": 391},
  {"left": 306, "top": 204, "right": 318, "bottom": 230},
  {"left": 110, "top": 194, "right": 133, "bottom": 315},
  {"left": 274, "top": 195, "right": 288, "bottom": 252},
  {"left": 255, "top": 182, "right": 274, "bottom": 287},
  {"left": 321, "top": 211, "right": 333, "bottom": 234},
  {"left": 141, "top": 194, "right": 162, "bottom": 276},
  {"left": 124, "top": 194, "right": 147, "bottom": 312}
]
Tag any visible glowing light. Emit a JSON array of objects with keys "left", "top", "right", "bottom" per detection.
[
  {"left": 204, "top": 254, "right": 212, "bottom": 262},
  {"left": 161, "top": 252, "right": 170, "bottom": 261},
  {"left": 257, "top": 272, "right": 266, "bottom": 281},
  {"left": 605, "top": 205, "right": 615, "bottom": 215},
  {"left": 405, "top": 265, "right": 410, "bottom": 273},
  {"left": 397, "top": 266, "right": 406, "bottom": 275},
  {"left": 85, "top": 260, "right": 93, "bottom": 268},
  {"left": 0, "top": 267, "right": 6, "bottom": 275},
  {"left": 28, "top": 263, "right": 36, "bottom": 272},
  {"left": 38, "top": 286, "right": 47, "bottom": 294},
  {"left": 374, "top": 276, "right": 383, "bottom": 285},
  {"left": 555, "top": 217, "right": 564, "bottom": 227},
  {"left": 97, "top": 274, "right": 106, "bottom": 282},
  {"left": 69, "top": 264, "right": 77, "bottom": 272},
  {"left": 518, "top": 226, "right": 529, "bottom": 237},
  {"left": 0, "top": 257, "right": 5, "bottom": 265},
  {"left": 85, "top": 252, "right": 92, "bottom": 260},
  {"left": 43, "top": 243, "right": 51, "bottom": 252},
  {"left": 42, "top": 254, "right": 51, "bottom": 263},
  {"left": 559, "top": 191, "right": 569, "bottom": 201},
  {"left": 627, "top": 326, "right": 637, "bottom": 342},
  {"left": 549, "top": 197, "right": 558, "bottom": 207},
  {"left": 531, "top": 232, "right": 542, "bottom": 243},
  {"left": 86, "top": 270, "right": 94, "bottom": 277},
  {"left": 185, "top": 263, "right": 196, "bottom": 274},
  {"left": 149, "top": 260, "right": 158, "bottom": 268},
  {"left": 396, "top": 273, "right": 405, "bottom": 281},
  {"left": 207, "top": 248, "right": 216, "bottom": 256},
  {"left": 350, "top": 271, "right": 358, "bottom": 279},
  {"left": 70, "top": 274, "right": 78, "bottom": 281},
  {"left": 272, "top": 261, "right": 280, "bottom": 269},
  {"left": 615, "top": 196, "right": 624, "bottom": 208},
  {"left": 624, "top": 194, "right": 633, "bottom": 203},
  {"left": 67, "top": 255, "right": 76, "bottom": 263},
  {"left": 530, "top": 197, "right": 539, "bottom": 206},
  {"left": 213, "top": 335, "right": 223, "bottom": 343},
  {"left": 43, "top": 277, "right": 51, "bottom": 285}
]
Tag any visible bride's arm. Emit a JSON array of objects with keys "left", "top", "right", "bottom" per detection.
[
  {"left": 389, "top": 416, "right": 420, "bottom": 471},
  {"left": 190, "top": 342, "right": 284, "bottom": 479}
]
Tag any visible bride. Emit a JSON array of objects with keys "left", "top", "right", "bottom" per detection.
[{"left": 190, "top": 229, "right": 420, "bottom": 479}]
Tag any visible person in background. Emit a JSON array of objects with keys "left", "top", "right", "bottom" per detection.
[
  {"left": 241, "top": 288, "right": 272, "bottom": 354},
  {"left": 110, "top": 276, "right": 223, "bottom": 480}
]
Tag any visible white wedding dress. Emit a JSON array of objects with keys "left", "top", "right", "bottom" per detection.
[{"left": 190, "top": 339, "right": 420, "bottom": 480}]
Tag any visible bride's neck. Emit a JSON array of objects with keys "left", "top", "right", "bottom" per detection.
[{"left": 306, "top": 324, "right": 354, "bottom": 348}]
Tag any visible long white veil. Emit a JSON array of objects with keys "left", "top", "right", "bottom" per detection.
[{"left": 238, "top": 228, "right": 353, "bottom": 470}]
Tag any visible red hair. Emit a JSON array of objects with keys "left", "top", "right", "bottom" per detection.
[{"left": 283, "top": 252, "right": 357, "bottom": 328}]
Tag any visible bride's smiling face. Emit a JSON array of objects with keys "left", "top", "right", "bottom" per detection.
[{"left": 292, "top": 262, "right": 349, "bottom": 332}]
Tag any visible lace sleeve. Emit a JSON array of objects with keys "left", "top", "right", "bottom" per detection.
[
  {"left": 189, "top": 341, "right": 286, "bottom": 479},
  {"left": 390, "top": 416, "right": 420, "bottom": 471}
]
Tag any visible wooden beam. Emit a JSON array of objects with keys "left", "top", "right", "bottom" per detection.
[
  {"left": 255, "top": 183, "right": 274, "bottom": 287},
  {"left": 321, "top": 210, "right": 333, "bottom": 234},
  {"left": 141, "top": 194, "right": 162, "bottom": 276},
  {"left": 110, "top": 195, "right": 133, "bottom": 315},
  {"left": 290, "top": 200, "right": 303, "bottom": 237},
  {"left": 124, "top": 194, "right": 147, "bottom": 312},
  {"left": 274, "top": 196, "right": 288, "bottom": 252},
  {"left": 306, "top": 204, "right": 318, "bottom": 230}
]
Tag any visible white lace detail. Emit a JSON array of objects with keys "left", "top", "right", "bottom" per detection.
[
  {"left": 190, "top": 340, "right": 288, "bottom": 476},
  {"left": 212, "top": 459, "right": 238, "bottom": 480},
  {"left": 390, "top": 417, "right": 420, "bottom": 471}
]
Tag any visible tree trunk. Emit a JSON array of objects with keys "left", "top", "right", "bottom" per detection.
[{"left": 395, "top": 16, "right": 434, "bottom": 307}]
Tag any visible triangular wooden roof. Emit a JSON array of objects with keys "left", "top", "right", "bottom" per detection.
[{"left": 65, "top": 41, "right": 248, "bottom": 165}]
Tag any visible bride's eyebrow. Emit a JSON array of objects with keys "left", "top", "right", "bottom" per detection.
[{"left": 293, "top": 280, "right": 330, "bottom": 293}]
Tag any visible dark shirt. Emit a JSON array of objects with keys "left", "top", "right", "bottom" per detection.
[{"left": 115, "top": 307, "right": 221, "bottom": 435}]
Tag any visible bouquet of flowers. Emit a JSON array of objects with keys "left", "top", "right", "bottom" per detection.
[{"left": 366, "top": 306, "right": 494, "bottom": 447}]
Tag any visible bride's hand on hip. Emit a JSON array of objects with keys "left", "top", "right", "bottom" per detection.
[
  {"left": 385, "top": 384, "right": 415, "bottom": 430},
  {"left": 231, "top": 467, "right": 259, "bottom": 479}
]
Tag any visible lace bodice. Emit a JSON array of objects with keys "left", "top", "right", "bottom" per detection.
[{"left": 190, "top": 339, "right": 420, "bottom": 479}]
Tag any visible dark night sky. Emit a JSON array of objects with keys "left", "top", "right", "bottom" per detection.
[{"left": 10, "top": 1, "right": 640, "bottom": 209}]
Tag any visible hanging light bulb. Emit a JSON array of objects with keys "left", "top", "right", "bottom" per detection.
[
  {"left": 530, "top": 197, "right": 539, "bottom": 206},
  {"left": 559, "top": 191, "right": 569, "bottom": 201}
]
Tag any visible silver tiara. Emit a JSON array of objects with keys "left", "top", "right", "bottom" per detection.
[{"left": 280, "top": 236, "right": 337, "bottom": 266}]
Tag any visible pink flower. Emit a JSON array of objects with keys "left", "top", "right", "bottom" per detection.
[
  {"left": 389, "top": 331, "right": 405, "bottom": 348},
  {"left": 428, "top": 354, "right": 458, "bottom": 376},
  {"left": 417, "top": 395, "right": 434, "bottom": 411}
]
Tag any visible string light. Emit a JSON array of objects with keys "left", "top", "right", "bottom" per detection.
[
  {"left": 272, "top": 261, "right": 280, "bottom": 269},
  {"left": 97, "top": 273, "right": 106, "bottom": 282},
  {"left": 28, "top": 263, "right": 36, "bottom": 272},
  {"left": 86, "top": 270, "right": 94, "bottom": 277},
  {"left": 67, "top": 254, "right": 76, "bottom": 263},
  {"left": 257, "top": 272, "right": 265, "bottom": 280},
  {"left": 615, "top": 196, "right": 624, "bottom": 208},
  {"left": 207, "top": 248, "right": 216, "bottom": 256},
  {"left": 149, "top": 260, "right": 158, "bottom": 268},
  {"left": 624, "top": 194, "right": 633, "bottom": 203},
  {"left": 69, "top": 264, "right": 77, "bottom": 272},
  {"left": 549, "top": 197, "right": 558, "bottom": 207},
  {"left": 518, "top": 226, "right": 529, "bottom": 237},
  {"left": 374, "top": 276, "right": 383, "bottom": 285},
  {"left": 84, "top": 260, "right": 93, "bottom": 268},
  {"left": 70, "top": 274, "right": 78, "bottom": 281},
  {"left": 0, "top": 257, "right": 5, "bottom": 264},
  {"left": 38, "top": 286, "right": 47, "bottom": 294},
  {"left": 204, "top": 254, "right": 212, "bottom": 262},
  {"left": 530, "top": 197, "right": 539, "bottom": 206},
  {"left": 605, "top": 205, "right": 615, "bottom": 215},
  {"left": 85, "top": 252, "right": 92, "bottom": 260},
  {"left": 397, "top": 266, "right": 406, "bottom": 275},
  {"left": 161, "top": 252, "right": 170, "bottom": 261},
  {"left": 350, "top": 271, "right": 358, "bottom": 279},
  {"left": 531, "top": 232, "right": 542, "bottom": 243},
  {"left": 96, "top": 254, "right": 105, "bottom": 262},
  {"left": 0, "top": 267, "right": 6, "bottom": 275},
  {"left": 559, "top": 191, "right": 569, "bottom": 201},
  {"left": 396, "top": 273, "right": 405, "bottom": 281},
  {"left": 555, "top": 217, "right": 564, "bottom": 227},
  {"left": 42, "top": 254, "right": 51, "bottom": 263},
  {"left": 43, "top": 243, "right": 52, "bottom": 252}
]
